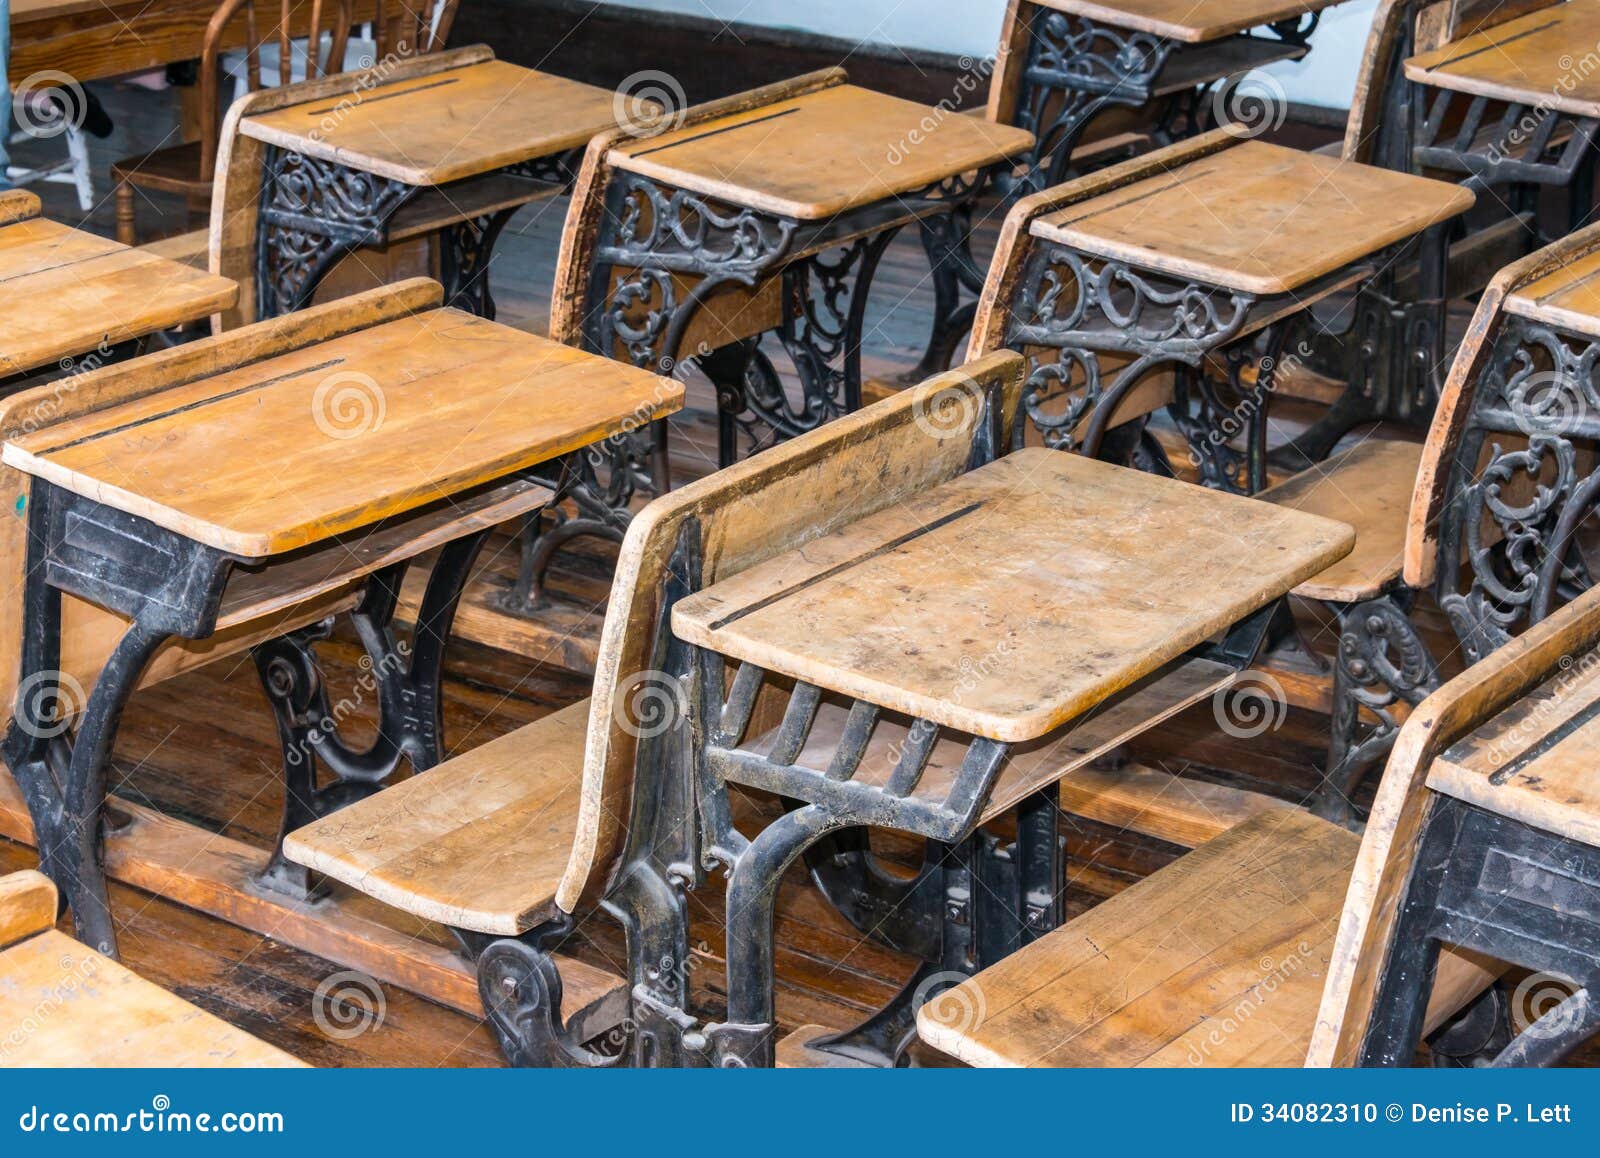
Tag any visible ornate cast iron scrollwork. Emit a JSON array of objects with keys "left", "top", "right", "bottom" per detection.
[
  {"left": 1011, "top": 13, "right": 1175, "bottom": 192},
  {"left": 1434, "top": 317, "right": 1600, "bottom": 662},
  {"left": 1008, "top": 246, "right": 1254, "bottom": 456},
  {"left": 1316, "top": 594, "right": 1440, "bottom": 826},
  {"left": 470, "top": 919, "right": 627, "bottom": 1068},
  {"left": 256, "top": 145, "right": 413, "bottom": 319}
]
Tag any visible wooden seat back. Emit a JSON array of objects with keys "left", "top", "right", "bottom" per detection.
[
  {"left": 198, "top": 0, "right": 358, "bottom": 182},
  {"left": 1311, "top": 582, "right": 1600, "bottom": 1064},
  {"left": 1342, "top": 0, "right": 1561, "bottom": 164},
  {"left": 0, "top": 279, "right": 445, "bottom": 729},
  {"left": 547, "top": 69, "right": 848, "bottom": 364},
  {"left": 1403, "top": 220, "right": 1600, "bottom": 652},
  {"left": 550, "top": 350, "right": 1027, "bottom": 912}
]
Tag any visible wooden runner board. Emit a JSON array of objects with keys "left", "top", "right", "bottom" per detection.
[
  {"left": 1027, "top": 0, "right": 1348, "bottom": 42},
  {"left": 1028, "top": 139, "right": 1474, "bottom": 294},
  {"left": 608, "top": 83, "right": 1034, "bottom": 221},
  {"left": 0, "top": 769, "right": 627, "bottom": 1032},
  {"left": 673, "top": 448, "right": 1354, "bottom": 743},
  {"left": 1504, "top": 244, "right": 1600, "bottom": 337},
  {"left": 0, "top": 199, "right": 235, "bottom": 376},
  {"left": 1405, "top": 0, "right": 1600, "bottom": 118},
  {"left": 4, "top": 309, "right": 683, "bottom": 557},
  {"left": 239, "top": 60, "right": 623, "bottom": 186}
]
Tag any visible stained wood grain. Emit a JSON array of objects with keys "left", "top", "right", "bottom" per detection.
[
  {"left": 241, "top": 59, "right": 624, "bottom": 186},
  {"left": 609, "top": 83, "right": 1034, "bottom": 221},
  {"left": 0, "top": 870, "right": 57, "bottom": 950},
  {"left": 674, "top": 448, "right": 1354, "bottom": 742},
  {"left": 1505, "top": 245, "right": 1600, "bottom": 336},
  {"left": 1261, "top": 439, "right": 1422, "bottom": 602},
  {"left": 5, "top": 309, "right": 683, "bottom": 556},
  {"left": 0, "top": 212, "right": 235, "bottom": 376},
  {"left": 1428, "top": 643, "right": 1600, "bottom": 844},
  {"left": 1029, "top": 139, "right": 1474, "bottom": 294},
  {"left": 0, "top": 928, "right": 306, "bottom": 1066},
  {"left": 285, "top": 700, "right": 591, "bottom": 935},
  {"left": 1405, "top": 0, "right": 1600, "bottom": 118}
]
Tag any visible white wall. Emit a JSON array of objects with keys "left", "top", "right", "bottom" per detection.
[{"left": 600, "top": 0, "right": 1378, "bottom": 109}]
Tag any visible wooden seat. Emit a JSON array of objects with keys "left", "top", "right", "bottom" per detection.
[
  {"left": 916, "top": 810, "right": 1492, "bottom": 1066},
  {"left": 607, "top": 82, "right": 1034, "bottom": 222},
  {"left": 1027, "top": 138, "right": 1474, "bottom": 295},
  {"left": 1260, "top": 439, "right": 1423, "bottom": 602},
  {"left": 0, "top": 190, "right": 235, "bottom": 377},
  {"left": 1027, "top": 0, "right": 1345, "bottom": 42},
  {"left": 284, "top": 700, "right": 590, "bottom": 935},
  {"left": 1404, "top": 0, "right": 1600, "bottom": 117},
  {"left": 0, "top": 871, "right": 303, "bottom": 1066},
  {"left": 672, "top": 448, "right": 1353, "bottom": 743}
]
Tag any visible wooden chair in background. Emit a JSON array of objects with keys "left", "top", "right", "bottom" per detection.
[{"left": 109, "top": 0, "right": 457, "bottom": 246}]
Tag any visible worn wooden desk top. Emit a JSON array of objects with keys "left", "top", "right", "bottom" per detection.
[
  {"left": 608, "top": 84, "right": 1035, "bottom": 221},
  {"left": 240, "top": 60, "right": 621, "bottom": 186},
  {"left": 673, "top": 449, "right": 1353, "bottom": 743},
  {"left": 1505, "top": 246, "right": 1600, "bottom": 337},
  {"left": 1029, "top": 0, "right": 1346, "bottom": 43},
  {"left": 3, "top": 309, "right": 683, "bottom": 558},
  {"left": 1030, "top": 140, "right": 1474, "bottom": 295},
  {"left": 0, "top": 195, "right": 236, "bottom": 376},
  {"left": 1405, "top": 0, "right": 1600, "bottom": 118}
]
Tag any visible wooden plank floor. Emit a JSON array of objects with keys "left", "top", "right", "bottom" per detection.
[{"left": 6, "top": 80, "right": 1594, "bottom": 1066}]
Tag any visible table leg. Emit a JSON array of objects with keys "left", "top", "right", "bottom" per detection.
[
  {"left": 440, "top": 208, "right": 519, "bottom": 319},
  {"left": 3, "top": 484, "right": 233, "bottom": 957},
  {"left": 253, "top": 528, "right": 494, "bottom": 896}
]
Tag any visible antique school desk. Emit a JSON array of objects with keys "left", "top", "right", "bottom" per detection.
[
  {"left": 212, "top": 44, "right": 627, "bottom": 326},
  {"left": 0, "top": 280, "right": 679, "bottom": 1024},
  {"left": 0, "top": 190, "right": 235, "bottom": 379},
  {"left": 989, "top": 0, "right": 1352, "bottom": 190},
  {"left": 672, "top": 434, "right": 1355, "bottom": 1066}
]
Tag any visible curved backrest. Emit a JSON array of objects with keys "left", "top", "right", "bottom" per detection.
[
  {"left": 548, "top": 68, "right": 847, "bottom": 354},
  {"left": 372, "top": 0, "right": 459, "bottom": 59},
  {"left": 0, "top": 279, "right": 445, "bottom": 729},
  {"left": 1403, "top": 220, "right": 1600, "bottom": 657},
  {"left": 1310, "top": 582, "right": 1600, "bottom": 1065},
  {"left": 210, "top": 44, "right": 494, "bottom": 329},
  {"left": 199, "top": 0, "right": 358, "bottom": 178},
  {"left": 551, "top": 350, "right": 1028, "bottom": 912}
]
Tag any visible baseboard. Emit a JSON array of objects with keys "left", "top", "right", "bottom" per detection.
[{"left": 456, "top": 0, "right": 1349, "bottom": 135}]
